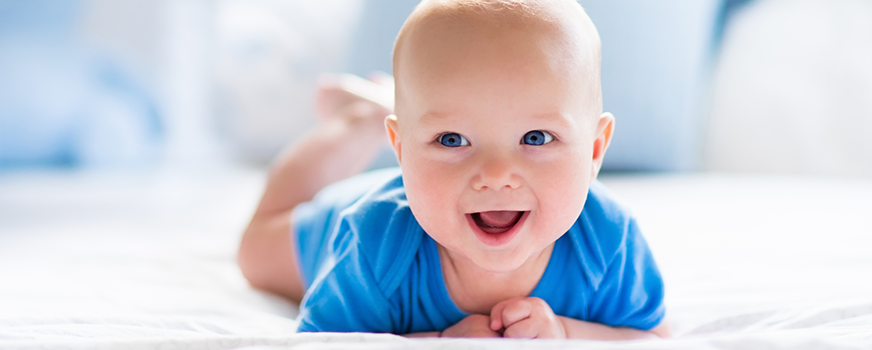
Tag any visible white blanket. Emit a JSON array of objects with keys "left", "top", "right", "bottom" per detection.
[{"left": 1, "top": 165, "right": 871, "bottom": 349}]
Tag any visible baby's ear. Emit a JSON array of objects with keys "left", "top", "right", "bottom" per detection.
[
  {"left": 385, "top": 115, "right": 402, "bottom": 163},
  {"left": 591, "top": 112, "right": 615, "bottom": 179}
]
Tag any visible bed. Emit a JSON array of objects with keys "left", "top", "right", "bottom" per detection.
[{"left": 2, "top": 163, "right": 871, "bottom": 349}]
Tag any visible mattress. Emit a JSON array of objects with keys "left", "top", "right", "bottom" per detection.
[{"left": 1, "top": 164, "right": 871, "bottom": 349}]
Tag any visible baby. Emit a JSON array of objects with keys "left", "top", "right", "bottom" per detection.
[{"left": 239, "top": 0, "right": 669, "bottom": 339}]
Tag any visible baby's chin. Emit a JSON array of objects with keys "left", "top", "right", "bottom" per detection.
[
  {"left": 472, "top": 254, "right": 532, "bottom": 273},
  {"left": 436, "top": 236, "right": 546, "bottom": 273}
]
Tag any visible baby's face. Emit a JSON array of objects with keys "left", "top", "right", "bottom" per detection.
[{"left": 387, "top": 3, "right": 609, "bottom": 272}]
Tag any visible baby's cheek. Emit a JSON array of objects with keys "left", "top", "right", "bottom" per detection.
[
  {"left": 404, "top": 161, "right": 458, "bottom": 232},
  {"left": 539, "top": 162, "right": 588, "bottom": 229},
  {"left": 409, "top": 164, "right": 451, "bottom": 205}
]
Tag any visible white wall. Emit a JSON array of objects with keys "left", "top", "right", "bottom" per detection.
[{"left": 706, "top": 0, "right": 872, "bottom": 177}]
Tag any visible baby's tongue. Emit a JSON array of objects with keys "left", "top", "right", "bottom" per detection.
[{"left": 477, "top": 210, "right": 522, "bottom": 228}]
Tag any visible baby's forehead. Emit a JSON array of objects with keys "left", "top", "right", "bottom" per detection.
[
  {"left": 393, "top": 0, "right": 602, "bottom": 117},
  {"left": 394, "top": 0, "right": 601, "bottom": 82}
]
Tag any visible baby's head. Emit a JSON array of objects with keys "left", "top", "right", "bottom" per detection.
[{"left": 385, "top": 0, "right": 614, "bottom": 272}]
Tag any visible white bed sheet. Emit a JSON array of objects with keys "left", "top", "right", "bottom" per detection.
[{"left": 1, "top": 165, "right": 871, "bottom": 349}]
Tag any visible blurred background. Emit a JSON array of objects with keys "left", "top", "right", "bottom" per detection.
[
  {"left": 3, "top": 2, "right": 871, "bottom": 344},
  {"left": 1, "top": 0, "right": 871, "bottom": 176}
]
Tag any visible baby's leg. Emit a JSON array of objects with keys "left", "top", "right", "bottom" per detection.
[
  {"left": 315, "top": 73, "right": 394, "bottom": 121},
  {"left": 238, "top": 73, "right": 393, "bottom": 303}
]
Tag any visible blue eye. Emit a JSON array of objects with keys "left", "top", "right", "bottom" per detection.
[
  {"left": 438, "top": 132, "right": 469, "bottom": 147},
  {"left": 522, "top": 130, "right": 553, "bottom": 145}
]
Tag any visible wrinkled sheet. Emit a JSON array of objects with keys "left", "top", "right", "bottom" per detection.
[{"left": 1, "top": 165, "right": 871, "bottom": 349}]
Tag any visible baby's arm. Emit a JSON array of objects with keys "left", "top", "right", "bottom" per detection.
[
  {"left": 238, "top": 74, "right": 392, "bottom": 302},
  {"left": 405, "top": 314, "right": 501, "bottom": 338},
  {"left": 557, "top": 315, "right": 671, "bottom": 340},
  {"left": 489, "top": 297, "right": 671, "bottom": 340}
]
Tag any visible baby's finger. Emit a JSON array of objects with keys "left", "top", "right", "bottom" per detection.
[
  {"left": 489, "top": 300, "right": 508, "bottom": 330},
  {"left": 502, "top": 318, "right": 538, "bottom": 339},
  {"left": 499, "top": 299, "right": 533, "bottom": 330},
  {"left": 489, "top": 298, "right": 524, "bottom": 330}
]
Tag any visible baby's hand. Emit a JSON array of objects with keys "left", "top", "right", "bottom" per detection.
[
  {"left": 489, "top": 297, "right": 566, "bottom": 339},
  {"left": 441, "top": 314, "right": 501, "bottom": 338}
]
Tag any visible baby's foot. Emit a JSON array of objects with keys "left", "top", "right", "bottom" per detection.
[{"left": 315, "top": 73, "right": 394, "bottom": 121}]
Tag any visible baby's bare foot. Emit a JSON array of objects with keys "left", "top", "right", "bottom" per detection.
[
  {"left": 338, "top": 100, "right": 392, "bottom": 137},
  {"left": 315, "top": 73, "right": 394, "bottom": 121}
]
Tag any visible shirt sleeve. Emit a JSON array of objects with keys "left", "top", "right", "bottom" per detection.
[
  {"left": 296, "top": 218, "right": 397, "bottom": 333},
  {"left": 586, "top": 217, "right": 665, "bottom": 330},
  {"left": 292, "top": 168, "right": 401, "bottom": 288}
]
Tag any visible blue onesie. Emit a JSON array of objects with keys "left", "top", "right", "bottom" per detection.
[{"left": 292, "top": 167, "right": 664, "bottom": 333}]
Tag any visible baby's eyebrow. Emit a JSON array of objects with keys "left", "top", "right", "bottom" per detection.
[
  {"left": 529, "top": 112, "right": 574, "bottom": 127},
  {"left": 417, "top": 111, "right": 457, "bottom": 126},
  {"left": 418, "top": 111, "right": 574, "bottom": 127}
]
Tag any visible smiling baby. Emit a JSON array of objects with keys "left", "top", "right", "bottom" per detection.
[{"left": 238, "top": 0, "right": 668, "bottom": 339}]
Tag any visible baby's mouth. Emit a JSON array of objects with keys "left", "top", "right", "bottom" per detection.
[{"left": 471, "top": 211, "right": 525, "bottom": 234}]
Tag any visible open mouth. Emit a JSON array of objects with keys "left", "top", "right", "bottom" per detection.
[
  {"left": 467, "top": 210, "right": 528, "bottom": 246},
  {"left": 471, "top": 211, "right": 524, "bottom": 234}
]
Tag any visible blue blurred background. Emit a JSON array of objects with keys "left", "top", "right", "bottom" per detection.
[
  {"left": 2, "top": 0, "right": 870, "bottom": 176},
  {"left": 0, "top": 0, "right": 161, "bottom": 167}
]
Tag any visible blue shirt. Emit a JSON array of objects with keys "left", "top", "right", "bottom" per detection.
[{"left": 292, "top": 168, "right": 664, "bottom": 333}]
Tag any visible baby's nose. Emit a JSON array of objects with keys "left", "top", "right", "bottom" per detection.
[{"left": 472, "top": 156, "right": 521, "bottom": 191}]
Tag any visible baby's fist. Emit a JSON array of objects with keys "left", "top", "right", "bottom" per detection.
[
  {"left": 489, "top": 297, "right": 566, "bottom": 339},
  {"left": 442, "top": 314, "right": 501, "bottom": 338}
]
